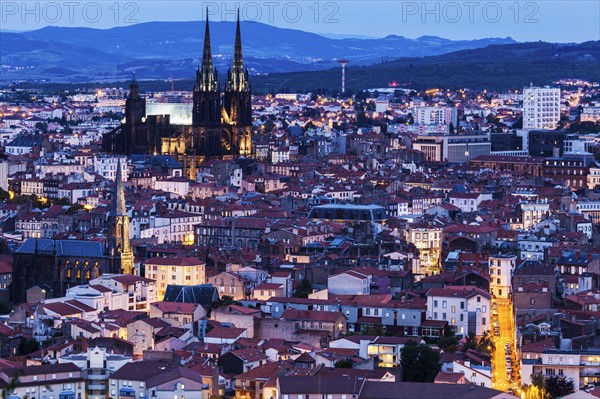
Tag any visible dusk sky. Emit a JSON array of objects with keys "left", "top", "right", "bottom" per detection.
[{"left": 1, "top": 0, "right": 599, "bottom": 42}]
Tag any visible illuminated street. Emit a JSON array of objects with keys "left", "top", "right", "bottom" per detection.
[{"left": 491, "top": 298, "right": 520, "bottom": 394}]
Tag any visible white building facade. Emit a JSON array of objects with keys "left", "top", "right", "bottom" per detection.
[
  {"left": 489, "top": 255, "right": 517, "bottom": 299},
  {"left": 523, "top": 86, "right": 561, "bottom": 130}
]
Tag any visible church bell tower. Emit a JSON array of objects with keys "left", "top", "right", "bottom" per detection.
[
  {"left": 107, "top": 159, "right": 134, "bottom": 275},
  {"left": 223, "top": 9, "right": 253, "bottom": 156}
]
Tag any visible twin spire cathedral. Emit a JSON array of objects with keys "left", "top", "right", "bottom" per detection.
[
  {"left": 102, "top": 10, "right": 253, "bottom": 177},
  {"left": 12, "top": 11, "right": 252, "bottom": 302},
  {"left": 191, "top": 9, "right": 252, "bottom": 157}
]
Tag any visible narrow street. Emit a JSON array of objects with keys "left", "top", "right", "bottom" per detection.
[{"left": 491, "top": 297, "right": 520, "bottom": 394}]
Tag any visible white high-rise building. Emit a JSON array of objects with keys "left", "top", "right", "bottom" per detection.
[
  {"left": 523, "top": 85, "right": 561, "bottom": 130},
  {"left": 415, "top": 107, "right": 458, "bottom": 126}
]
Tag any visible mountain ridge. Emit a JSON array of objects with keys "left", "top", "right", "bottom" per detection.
[
  {"left": 12, "top": 41, "right": 598, "bottom": 93},
  {"left": 1, "top": 20, "right": 518, "bottom": 82}
]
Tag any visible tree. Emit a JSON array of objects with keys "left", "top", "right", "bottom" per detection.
[
  {"left": 334, "top": 359, "right": 353, "bottom": 368},
  {"left": 522, "top": 384, "right": 551, "bottom": 399},
  {"left": 522, "top": 373, "right": 551, "bottom": 399},
  {"left": 478, "top": 330, "right": 495, "bottom": 354},
  {"left": 545, "top": 377, "right": 574, "bottom": 398},
  {"left": 1, "top": 372, "right": 25, "bottom": 399},
  {"left": 66, "top": 204, "right": 84, "bottom": 215},
  {"left": 10, "top": 195, "right": 30, "bottom": 205},
  {"left": 400, "top": 341, "right": 441, "bottom": 382},
  {"left": 53, "top": 197, "right": 71, "bottom": 205},
  {"left": 18, "top": 338, "right": 39, "bottom": 355},
  {"left": 35, "top": 121, "right": 47, "bottom": 133},
  {"left": 462, "top": 332, "right": 478, "bottom": 352},
  {"left": 437, "top": 335, "right": 459, "bottom": 353},
  {"left": 0, "top": 302, "right": 11, "bottom": 315},
  {"left": 293, "top": 278, "right": 312, "bottom": 298},
  {"left": 460, "top": 332, "right": 494, "bottom": 355},
  {"left": 211, "top": 295, "right": 237, "bottom": 309}
]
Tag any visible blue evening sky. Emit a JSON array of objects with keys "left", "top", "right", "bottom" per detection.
[{"left": 1, "top": 0, "right": 598, "bottom": 42}]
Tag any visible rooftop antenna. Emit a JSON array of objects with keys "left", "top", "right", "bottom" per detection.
[{"left": 337, "top": 59, "right": 349, "bottom": 94}]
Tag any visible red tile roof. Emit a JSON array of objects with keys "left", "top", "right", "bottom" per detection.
[
  {"left": 145, "top": 257, "right": 204, "bottom": 266},
  {"left": 151, "top": 301, "right": 199, "bottom": 314}
]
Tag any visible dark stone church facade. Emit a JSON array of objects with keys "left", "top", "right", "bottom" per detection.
[
  {"left": 11, "top": 163, "right": 133, "bottom": 304},
  {"left": 102, "top": 11, "right": 253, "bottom": 178}
]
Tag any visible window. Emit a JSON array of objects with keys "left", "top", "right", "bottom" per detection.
[
  {"left": 530, "top": 298, "right": 536, "bottom": 305},
  {"left": 442, "top": 301, "right": 447, "bottom": 308},
  {"left": 433, "top": 300, "right": 438, "bottom": 307},
  {"left": 442, "top": 313, "right": 447, "bottom": 320},
  {"left": 451, "top": 306, "right": 455, "bottom": 313}
]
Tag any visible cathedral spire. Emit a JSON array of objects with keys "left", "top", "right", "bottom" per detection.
[
  {"left": 199, "top": 8, "right": 216, "bottom": 91},
  {"left": 129, "top": 71, "right": 139, "bottom": 98},
  {"left": 107, "top": 156, "right": 133, "bottom": 275},
  {"left": 230, "top": 9, "right": 246, "bottom": 91},
  {"left": 111, "top": 158, "right": 127, "bottom": 217}
]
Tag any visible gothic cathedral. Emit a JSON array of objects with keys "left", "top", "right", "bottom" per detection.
[
  {"left": 11, "top": 165, "right": 133, "bottom": 304},
  {"left": 102, "top": 10, "right": 253, "bottom": 178}
]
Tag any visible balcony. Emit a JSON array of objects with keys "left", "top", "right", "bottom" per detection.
[
  {"left": 88, "top": 383, "right": 107, "bottom": 391},
  {"left": 119, "top": 388, "right": 136, "bottom": 397},
  {"left": 87, "top": 371, "right": 109, "bottom": 380}
]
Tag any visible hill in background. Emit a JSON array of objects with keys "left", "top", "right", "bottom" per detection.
[{"left": 1, "top": 21, "right": 516, "bottom": 82}]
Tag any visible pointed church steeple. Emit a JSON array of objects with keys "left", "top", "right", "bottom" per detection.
[
  {"left": 230, "top": 9, "right": 246, "bottom": 91},
  {"left": 111, "top": 158, "right": 127, "bottom": 217},
  {"left": 107, "top": 157, "right": 133, "bottom": 275},
  {"left": 129, "top": 71, "right": 139, "bottom": 99},
  {"left": 198, "top": 8, "right": 216, "bottom": 92}
]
